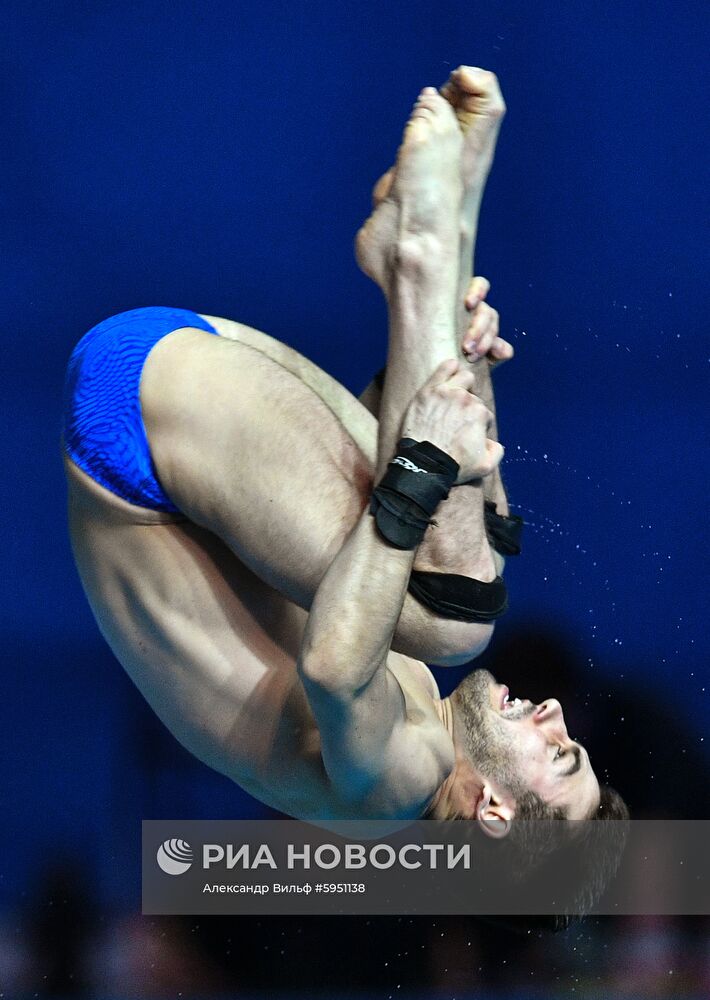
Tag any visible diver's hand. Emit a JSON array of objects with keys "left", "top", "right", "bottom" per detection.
[
  {"left": 462, "top": 276, "right": 514, "bottom": 366},
  {"left": 401, "top": 359, "right": 504, "bottom": 483}
]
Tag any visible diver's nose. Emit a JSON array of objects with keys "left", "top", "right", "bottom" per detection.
[{"left": 534, "top": 699, "right": 568, "bottom": 735}]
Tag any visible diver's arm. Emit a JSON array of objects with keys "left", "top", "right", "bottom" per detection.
[{"left": 298, "top": 361, "right": 501, "bottom": 800}]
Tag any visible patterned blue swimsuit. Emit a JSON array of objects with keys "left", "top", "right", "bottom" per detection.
[{"left": 62, "top": 307, "right": 218, "bottom": 512}]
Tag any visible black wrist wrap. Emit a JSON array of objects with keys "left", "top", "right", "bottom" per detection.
[
  {"left": 370, "top": 438, "right": 459, "bottom": 550},
  {"left": 484, "top": 500, "right": 524, "bottom": 556},
  {"left": 408, "top": 570, "right": 508, "bottom": 623}
]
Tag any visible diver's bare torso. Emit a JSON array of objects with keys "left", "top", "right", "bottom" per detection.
[{"left": 66, "top": 315, "right": 451, "bottom": 821}]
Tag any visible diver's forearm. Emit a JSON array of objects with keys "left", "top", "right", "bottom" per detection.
[{"left": 298, "top": 512, "right": 414, "bottom": 692}]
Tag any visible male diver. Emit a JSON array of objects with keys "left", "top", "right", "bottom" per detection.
[{"left": 64, "top": 68, "right": 624, "bottom": 834}]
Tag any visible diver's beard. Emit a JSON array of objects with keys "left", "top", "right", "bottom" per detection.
[{"left": 455, "top": 669, "right": 524, "bottom": 794}]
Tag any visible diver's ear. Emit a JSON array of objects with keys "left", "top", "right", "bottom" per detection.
[{"left": 475, "top": 783, "right": 514, "bottom": 839}]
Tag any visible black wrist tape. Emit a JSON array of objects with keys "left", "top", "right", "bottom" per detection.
[
  {"left": 484, "top": 500, "right": 524, "bottom": 556},
  {"left": 408, "top": 570, "right": 509, "bottom": 623},
  {"left": 370, "top": 438, "right": 459, "bottom": 550}
]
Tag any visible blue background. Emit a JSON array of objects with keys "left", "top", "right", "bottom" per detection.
[{"left": 1, "top": 0, "right": 708, "bottom": 950}]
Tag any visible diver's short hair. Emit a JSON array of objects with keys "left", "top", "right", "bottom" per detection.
[{"left": 494, "top": 783, "right": 630, "bottom": 931}]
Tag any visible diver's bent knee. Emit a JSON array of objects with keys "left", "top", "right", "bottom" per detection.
[{"left": 428, "top": 621, "right": 495, "bottom": 667}]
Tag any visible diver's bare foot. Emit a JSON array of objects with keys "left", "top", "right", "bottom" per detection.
[
  {"left": 375, "top": 67, "right": 505, "bottom": 205},
  {"left": 355, "top": 89, "right": 463, "bottom": 296},
  {"left": 440, "top": 66, "right": 506, "bottom": 196}
]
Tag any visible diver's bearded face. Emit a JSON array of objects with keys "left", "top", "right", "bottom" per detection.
[
  {"left": 455, "top": 669, "right": 600, "bottom": 819},
  {"left": 455, "top": 669, "right": 524, "bottom": 792}
]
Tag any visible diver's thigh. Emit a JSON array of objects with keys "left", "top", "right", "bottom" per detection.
[
  {"left": 199, "top": 315, "right": 377, "bottom": 460},
  {"left": 140, "top": 328, "right": 376, "bottom": 607}
]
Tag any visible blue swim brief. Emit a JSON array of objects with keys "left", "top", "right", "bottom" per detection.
[{"left": 62, "top": 306, "right": 218, "bottom": 512}]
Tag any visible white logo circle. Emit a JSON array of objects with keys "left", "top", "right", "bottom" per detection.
[{"left": 156, "top": 838, "right": 193, "bottom": 875}]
